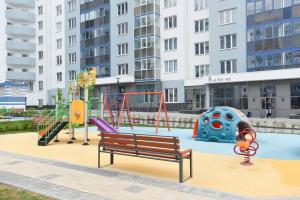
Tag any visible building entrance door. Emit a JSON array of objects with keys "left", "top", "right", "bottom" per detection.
[{"left": 193, "top": 88, "right": 205, "bottom": 110}]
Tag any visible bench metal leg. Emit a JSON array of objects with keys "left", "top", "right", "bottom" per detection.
[
  {"left": 179, "top": 155, "right": 183, "bottom": 183},
  {"left": 190, "top": 151, "right": 193, "bottom": 178},
  {"left": 98, "top": 144, "right": 101, "bottom": 168},
  {"left": 110, "top": 151, "right": 114, "bottom": 165}
]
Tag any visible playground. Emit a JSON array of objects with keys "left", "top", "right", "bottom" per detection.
[
  {"left": 0, "top": 69, "right": 300, "bottom": 199},
  {"left": 1, "top": 126, "right": 300, "bottom": 198}
]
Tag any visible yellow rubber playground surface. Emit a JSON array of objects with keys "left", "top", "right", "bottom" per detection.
[{"left": 0, "top": 131, "right": 300, "bottom": 198}]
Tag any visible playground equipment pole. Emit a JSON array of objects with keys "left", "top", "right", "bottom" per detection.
[
  {"left": 83, "top": 87, "right": 89, "bottom": 145},
  {"left": 67, "top": 85, "right": 73, "bottom": 144},
  {"left": 54, "top": 93, "right": 59, "bottom": 143},
  {"left": 100, "top": 91, "right": 104, "bottom": 118}
]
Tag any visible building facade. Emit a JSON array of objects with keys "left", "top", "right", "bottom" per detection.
[
  {"left": 0, "top": 0, "right": 36, "bottom": 105},
  {"left": 77, "top": 0, "right": 300, "bottom": 118}
]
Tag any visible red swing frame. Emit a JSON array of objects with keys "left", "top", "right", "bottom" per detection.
[{"left": 103, "top": 91, "right": 171, "bottom": 134}]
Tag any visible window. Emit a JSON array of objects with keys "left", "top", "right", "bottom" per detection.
[
  {"left": 294, "top": 22, "right": 300, "bottom": 34},
  {"left": 219, "top": 8, "right": 236, "bottom": 25},
  {"left": 38, "top": 51, "right": 43, "bottom": 60},
  {"left": 38, "top": 6, "right": 43, "bottom": 15},
  {"left": 56, "top": 22, "right": 62, "bottom": 32},
  {"left": 165, "top": 60, "right": 177, "bottom": 73},
  {"left": 265, "top": 0, "right": 273, "bottom": 10},
  {"left": 164, "top": 15, "right": 177, "bottom": 29},
  {"left": 283, "top": 23, "right": 292, "bottom": 36},
  {"left": 38, "top": 21, "right": 43, "bottom": 30},
  {"left": 164, "top": 38, "right": 177, "bottom": 51},
  {"left": 247, "top": 29, "right": 254, "bottom": 42},
  {"left": 7, "top": 68, "right": 13, "bottom": 72},
  {"left": 22, "top": 68, "right": 28, "bottom": 72},
  {"left": 68, "top": 18, "right": 76, "bottom": 29},
  {"left": 247, "top": 2, "right": 255, "bottom": 15},
  {"left": 265, "top": 26, "right": 273, "bottom": 39},
  {"left": 195, "top": 18, "right": 209, "bottom": 33},
  {"left": 68, "top": 35, "right": 76, "bottom": 46},
  {"left": 164, "top": 0, "right": 177, "bottom": 8},
  {"left": 56, "top": 39, "right": 62, "bottom": 49},
  {"left": 195, "top": 65, "right": 209, "bottom": 77},
  {"left": 38, "top": 81, "right": 43, "bottom": 91},
  {"left": 117, "top": 2, "right": 128, "bottom": 16},
  {"left": 165, "top": 88, "right": 178, "bottom": 103},
  {"left": 220, "top": 34, "right": 237, "bottom": 50},
  {"left": 56, "top": 55, "right": 62, "bottom": 65},
  {"left": 274, "top": 0, "right": 282, "bottom": 9},
  {"left": 57, "top": 72, "right": 62, "bottom": 82},
  {"left": 68, "top": 0, "right": 76, "bottom": 12},
  {"left": 284, "top": 0, "right": 292, "bottom": 7},
  {"left": 195, "top": 41, "right": 209, "bottom": 55},
  {"left": 118, "top": 64, "right": 128, "bottom": 75},
  {"left": 38, "top": 99, "right": 43, "bottom": 107},
  {"left": 38, "top": 66, "right": 43, "bottom": 75},
  {"left": 68, "top": 70, "right": 76, "bottom": 80},
  {"left": 117, "top": 43, "right": 128, "bottom": 55},
  {"left": 291, "top": 81, "right": 300, "bottom": 109},
  {"left": 220, "top": 60, "right": 237, "bottom": 74},
  {"left": 56, "top": 5, "right": 62, "bottom": 16},
  {"left": 38, "top": 36, "right": 43, "bottom": 45},
  {"left": 68, "top": 53, "right": 76, "bottom": 64},
  {"left": 117, "top": 22, "right": 128, "bottom": 35},
  {"left": 29, "top": 82, "right": 33, "bottom": 92},
  {"left": 255, "top": 0, "right": 263, "bottom": 13},
  {"left": 194, "top": 0, "right": 207, "bottom": 10}
]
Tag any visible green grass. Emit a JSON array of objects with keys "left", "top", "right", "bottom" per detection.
[{"left": 0, "top": 183, "right": 53, "bottom": 200}]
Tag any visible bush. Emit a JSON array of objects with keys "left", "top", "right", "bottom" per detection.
[{"left": 0, "top": 120, "right": 34, "bottom": 134}]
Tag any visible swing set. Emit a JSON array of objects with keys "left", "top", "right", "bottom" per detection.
[{"left": 103, "top": 91, "right": 170, "bottom": 134}]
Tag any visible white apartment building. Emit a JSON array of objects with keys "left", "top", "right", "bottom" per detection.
[
  {"left": 0, "top": 0, "right": 36, "bottom": 103},
  {"left": 33, "top": 0, "right": 67, "bottom": 106},
  {"left": 64, "top": 0, "right": 80, "bottom": 96}
]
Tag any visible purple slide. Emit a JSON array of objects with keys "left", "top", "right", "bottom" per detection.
[{"left": 89, "top": 117, "right": 118, "bottom": 133}]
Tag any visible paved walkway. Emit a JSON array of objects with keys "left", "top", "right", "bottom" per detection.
[{"left": 0, "top": 151, "right": 297, "bottom": 200}]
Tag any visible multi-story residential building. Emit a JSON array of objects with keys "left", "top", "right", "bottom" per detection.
[
  {"left": 0, "top": 0, "right": 36, "bottom": 104},
  {"left": 184, "top": 0, "right": 300, "bottom": 117},
  {"left": 64, "top": 0, "right": 80, "bottom": 94},
  {"left": 34, "top": 0, "right": 66, "bottom": 106},
  {"left": 80, "top": 0, "right": 110, "bottom": 97}
]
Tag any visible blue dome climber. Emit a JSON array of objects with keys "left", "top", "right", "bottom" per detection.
[{"left": 195, "top": 106, "right": 253, "bottom": 143}]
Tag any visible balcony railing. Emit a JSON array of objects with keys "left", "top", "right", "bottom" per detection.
[
  {"left": 5, "top": 0, "right": 35, "bottom": 8},
  {"left": 6, "top": 25, "right": 35, "bottom": 38},
  {"left": 6, "top": 71, "right": 36, "bottom": 81},
  {"left": 6, "top": 41, "right": 36, "bottom": 52},
  {"left": 6, "top": 56, "right": 36, "bottom": 67},
  {"left": 5, "top": 10, "right": 35, "bottom": 23}
]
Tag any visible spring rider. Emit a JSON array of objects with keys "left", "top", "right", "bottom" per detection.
[{"left": 233, "top": 128, "right": 259, "bottom": 166}]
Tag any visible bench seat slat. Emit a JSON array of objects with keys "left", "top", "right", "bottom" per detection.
[
  {"left": 101, "top": 138, "right": 179, "bottom": 150},
  {"left": 101, "top": 142, "right": 179, "bottom": 155},
  {"left": 100, "top": 133, "right": 179, "bottom": 143},
  {"left": 103, "top": 148, "right": 177, "bottom": 160}
]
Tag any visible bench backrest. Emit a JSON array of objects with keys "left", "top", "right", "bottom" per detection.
[{"left": 99, "top": 132, "right": 180, "bottom": 157}]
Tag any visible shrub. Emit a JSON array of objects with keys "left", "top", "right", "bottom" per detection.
[{"left": 0, "top": 120, "right": 34, "bottom": 134}]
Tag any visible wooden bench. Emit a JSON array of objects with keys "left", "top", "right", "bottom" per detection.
[{"left": 98, "top": 132, "right": 192, "bottom": 183}]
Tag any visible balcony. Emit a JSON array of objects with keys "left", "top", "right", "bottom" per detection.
[
  {"left": 6, "top": 10, "right": 35, "bottom": 23},
  {"left": 6, "top": 71, "right": 36, "bottom": 81},
  {"left": 6, "top": 25, "right": 35, "bottom": 38},
  {"left": 6, "top": 56, "right": 36, "bottom": 67},
  {"left": 6, "top": 41, "right": 35, "bottom": 52},
  {"left": 5, "top": 0, "right": 35, "bottom": 8}
]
